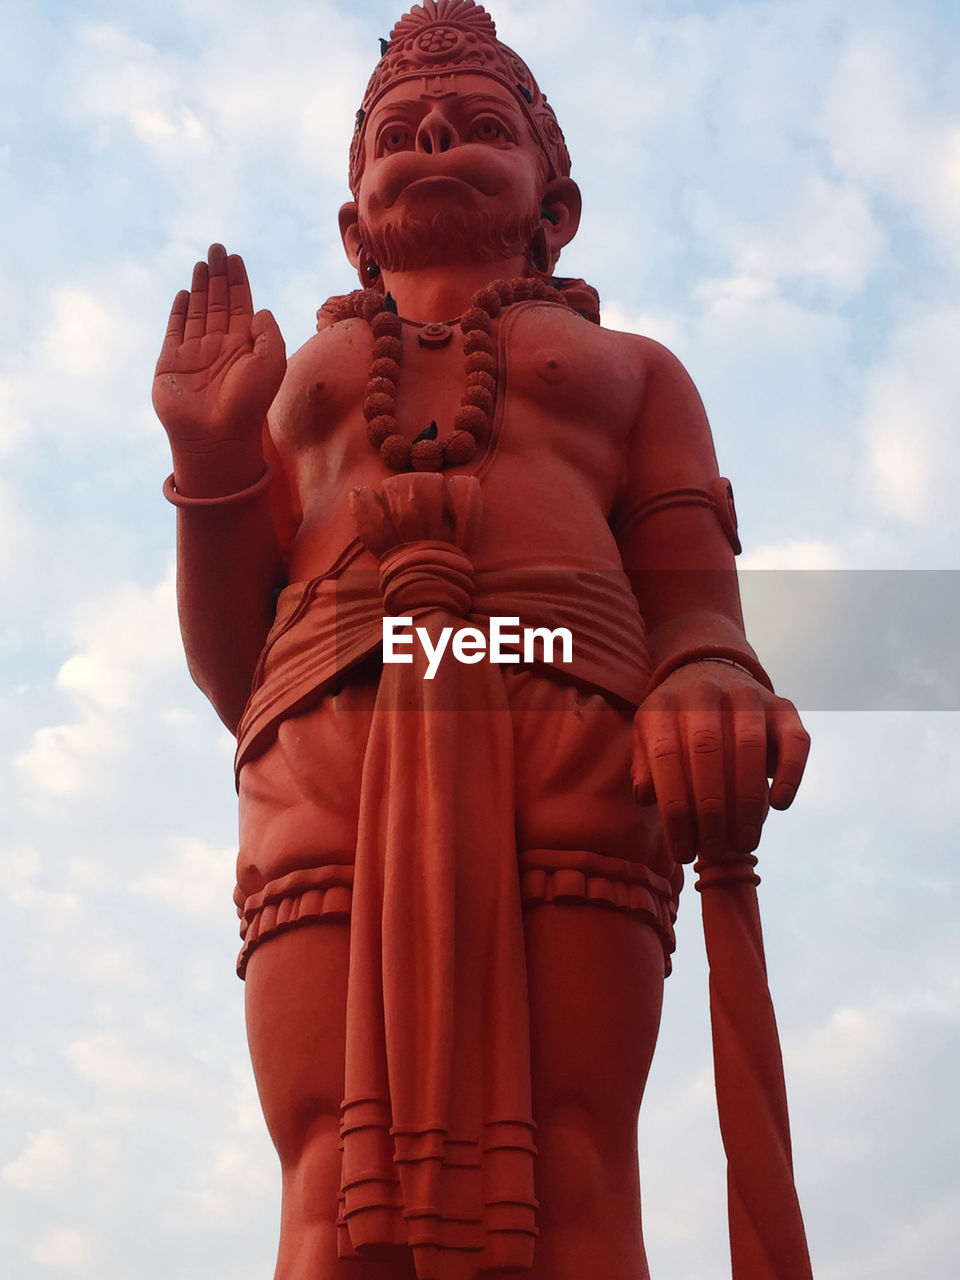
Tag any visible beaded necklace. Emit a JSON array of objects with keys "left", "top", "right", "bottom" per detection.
[{"left": 331, "top": 276, "right": 571, "bottom": 473}]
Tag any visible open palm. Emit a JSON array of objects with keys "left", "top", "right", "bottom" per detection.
[{"left": 153, "top": 244, "right": 286, "bottom": 452}]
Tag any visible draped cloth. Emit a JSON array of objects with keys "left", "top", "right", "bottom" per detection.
[{"left": 337, "top": 473, "right": 539, "bottom": 1278}]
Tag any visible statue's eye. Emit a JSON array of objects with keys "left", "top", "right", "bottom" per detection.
[
  {"left": 380, "top": 127, "right": 411, "bottom": 154},
  {"left": 471, "top": 119, "right": 507, "bottom": 143}
]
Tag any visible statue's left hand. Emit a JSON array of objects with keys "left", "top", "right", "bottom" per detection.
[{"left": 631, "top": 662, "right": 810, "bottom": 864}]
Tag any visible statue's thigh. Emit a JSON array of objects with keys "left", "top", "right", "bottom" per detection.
[
  {"left": 508, "top": 670, "right": 664, "bottom": 864},
  {"left": 244, "top": 922, "right": 350, "bottom": 1164},
  {"left": 524, "top": 905, "right": 665, "bottom": 1139}
]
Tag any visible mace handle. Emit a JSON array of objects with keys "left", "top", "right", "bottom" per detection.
[{"left": 696, "top": 848, "right": 814, "bottom": 1280}]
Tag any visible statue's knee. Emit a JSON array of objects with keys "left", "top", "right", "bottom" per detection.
[
  {"left": 276, "top": 1106, "right": 342, "bottom": 1172},
  {"left": 534, "top": 1100, "right": 607, "bottom": 1213},
  {"left": 534, "top": 1096, "right": 642, "bottom": 1221}
]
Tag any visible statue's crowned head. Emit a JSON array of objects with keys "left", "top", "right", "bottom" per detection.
[
  {"left": 349, "top": 0, "right": 571, "bottom": 198},
  {"left": 341, "top": 0, "right": 581, "bottom": 284}
]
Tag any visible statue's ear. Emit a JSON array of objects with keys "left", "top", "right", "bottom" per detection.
[
  {"left": 339, "top": 202, "right": 362, "bottom": 266},
  {"left": 540, "top": 178, "right": 582, "bottom": 258},
  {"left": 339, "top": 201, "right": 384, "bottom": 289}
]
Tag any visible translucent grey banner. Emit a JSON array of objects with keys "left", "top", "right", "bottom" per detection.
[
  {"left": 300, "top": 568, "right": 960, "bottom": 713},
  {"left": 739, "top": 570, "right": 960, "bottom": 711}
]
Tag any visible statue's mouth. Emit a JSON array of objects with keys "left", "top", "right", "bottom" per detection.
[
  {"left": 379, "top": 153, "right": 505, "bottom": 208},
  {"left": 398, "top": 175, "right": 477, "bottom": 200}
]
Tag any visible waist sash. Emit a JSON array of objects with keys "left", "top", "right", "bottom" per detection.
[
  {"left": 236, "top": 529, "right": 650, "bottom": 777},
  {"left": 339, "top": 474, "right": 534, "bottom": 1276}
]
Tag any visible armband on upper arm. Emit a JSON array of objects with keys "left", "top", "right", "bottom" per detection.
[
  {"left": 620, "top": 476, "right": 742, "bottom": 555},
  {"left": 711, "top": 477, "right": 741, "bottom": 554}
]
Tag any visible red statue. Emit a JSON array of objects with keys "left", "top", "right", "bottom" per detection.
[{"left": 153, "top": 3, "right": 811, "bottom": 1278}]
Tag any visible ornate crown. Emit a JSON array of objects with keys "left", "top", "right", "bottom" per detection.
[{"left": 349, "top": 0, "right": 570, "bottom": 195}]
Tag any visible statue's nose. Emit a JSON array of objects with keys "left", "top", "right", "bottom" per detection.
[{"left": 416, "top": 109, "right": 458, "bottom": 155}]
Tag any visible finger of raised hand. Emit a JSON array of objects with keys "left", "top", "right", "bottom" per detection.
[
  {"left": 206, "top": 244, "right": 230, "bottom": 335},
  {"left": 682, "top": 691, "right": 727, "bottom": 862},
  {"left": 767, "top": 698, "right": 810, "bottom": 810},
  {"left": 251, "top": 309, "right": 286, "bottom": 379},
  {"left": 227, "top": 253, "right": 254, "bottom": 334},
  {"left": 160, "top": 289, "right": 190, "bottom": 360},
  {"left": 643, "top": 703, "right": 697, "bottom": 864},
  {"left": 730, "top": 683, "right": 768, "bottom": 852},
  {"left": 184, "top": 260, "right": 209, "bottom": 341}
]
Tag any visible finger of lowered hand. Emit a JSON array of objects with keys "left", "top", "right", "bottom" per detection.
[
  {"left": 631, "top": 715, "right": 655, "bottom": 805},
  {"left": 767, "top": 698, "right": 811, "bottom": 810},
  {"left": 643, "top": 702, "right": 697, "bottom": 864},
  {"left": 227, "top": 253, "right": 254, "bottom": 333},
  {"left": 206, "top": 244, "right": 230, "bottom": 335},
  {"left": 729, "top": 683, "right": 768, "bottom": 852},
  {"left": 682, "top": 689, "right": 727, "bottom": 862},
  {"left": 184, "top": 259, "right": 209, "bottom": 341}
]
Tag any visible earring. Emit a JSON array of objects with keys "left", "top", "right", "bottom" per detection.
[{"left": 357, "top": 243, "right": 384, "bottom": 291}]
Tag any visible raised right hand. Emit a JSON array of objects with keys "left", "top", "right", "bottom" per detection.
[{"left": 153, "top": 244, "right": 286, "bottom": 455}]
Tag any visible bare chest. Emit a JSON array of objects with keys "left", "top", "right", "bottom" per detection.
[{"left": 273, "top": 307, "right": 643, "bottom": 492}]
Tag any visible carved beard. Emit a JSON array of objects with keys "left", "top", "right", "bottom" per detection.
[{"left": 358, "top": 199, "right": 543, "bottom": 273}]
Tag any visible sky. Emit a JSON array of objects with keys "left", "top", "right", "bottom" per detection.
[{"left": 2, "top": 0, "right": 959, "bottom": 1276}]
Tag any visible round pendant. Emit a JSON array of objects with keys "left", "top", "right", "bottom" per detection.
[{"left": 418, "top": 322, "right": 454, "bottom": 349}]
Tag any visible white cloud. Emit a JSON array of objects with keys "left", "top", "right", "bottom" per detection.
[
  {"left": 3, "top": 845, "right": 41, "bottom": 895},
  {"left": 790, "top": 1002, "right": 895, "bottom": 1084},
  {"left": 0, "top": 374, "right": 30, "bottom": 454},
  {"left": 15, "top": 717, "right": 122, "bottom": 796},
  {"left": 32, "top": 1228, "right": 96, "bottom": 1271},
  {"left": 229, "top": 1067, "right": 269, "bottom": 1136},
  {"left": 73, "top": 941, "right": 149, "bottom": 990},
  {"left": 3, "top": 1128, "right": 73, "bottom": 1192},
  {"left": 822, "top": 34, "right": 960, "bottom": 262},
  {"left": 739, "top": 540, "right": 846, "bottom": 571},
  {"left": 67, "top": 1032, "right": 185, "bottom": 1095},
  {"left": 191, "top": 1140, "right": 275, "bottom": 1229},
  {"left": 15, "top": 569, "right": 182, "bottom": 794},
  {"left": 132, "top": 836, "right": 236, "bottom": 917},
  {"left": 696, "top": 271, "right": 777, "bottom": 315},
  {"left": 698, "top": 177, "right": 884, "bottom": 305},
  {"left": 55, "top": 573, "right": 181, "bottom": 713},
  {"left": 72, "top": 7, "right": 362, "bottom": 179},
  {"left": 84, "top": 1135, "right": 123, "bottom": 1185},
  {"left": 817, "top": 1189, "right": 960, "bottom": 1280},
  {"left": 3, "top": 863, "right": 149, "bottom": 990},
  {"left": 599, "top": 301, "right": 683, "bottom": 350},
  {"left": 639, "top": 1039, "right": 728, "bottom": 1259},
  {"left": 0, "top": 476, "right": 40, "bottom": 591},
  {"left": 1, "top": 263, "right": 173, "bottom": 455},
  {"left": 75, "top": 24, "right": 212, "bottom": 158},
  {"left": 860, "top": 308, "right": 960, "bottom": 524},
  {"left": 38, "top": 289, "right": 129, "bottom": 381},
  {"left": 4, "top": 876, "right": 81, "bottom": 918}
]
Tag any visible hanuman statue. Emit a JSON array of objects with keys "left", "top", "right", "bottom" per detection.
[{"left": 153, "top": 3, "right": 810, "bottom": 1278}]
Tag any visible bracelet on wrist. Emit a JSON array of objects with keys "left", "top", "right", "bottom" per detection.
[
  {"left": 163, "top": 464, "right": 272, "bottom": 508},
  {"left": 647, "top": 646, "right": 774, "bottom": 694}
]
